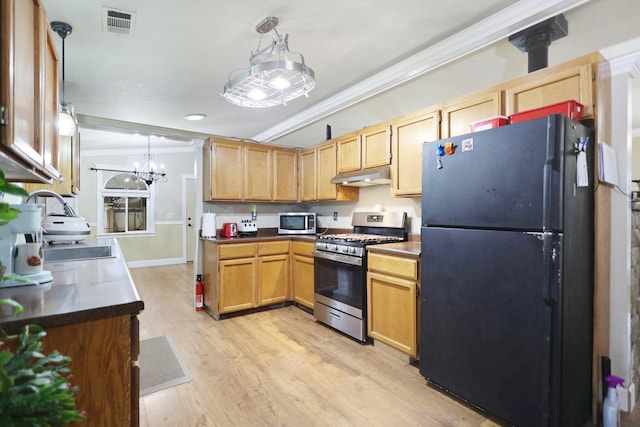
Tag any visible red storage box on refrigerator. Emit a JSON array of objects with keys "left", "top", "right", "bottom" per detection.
[
  {"left": 509, "top": 100, "right": 584, "bottom": 124},
  {"left": 471, "top": 116, "right": 509, "bottom": 132}
]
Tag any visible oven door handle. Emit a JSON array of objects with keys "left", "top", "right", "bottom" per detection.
[{"left": 313, "top": 250, "right": 362, "bottom": 267}]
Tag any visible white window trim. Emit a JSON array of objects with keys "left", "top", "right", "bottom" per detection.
[{"left": 94, "top": 165, "right": 156, "bottom": 237}]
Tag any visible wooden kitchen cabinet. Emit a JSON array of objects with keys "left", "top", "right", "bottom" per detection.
[
  {"left": 204, "top": 138, "right": 298, "bottom": 202},
  {"left": 299, "top": 141, "right": 358, "bottom": 202},
  {"left": 41, "top": 314, "right": 140, "bottom": 427},
  {"left": 273, "top": 147, "right": 298, "bottom": 201},
  {"left": 336, "top": 125, "right": 391, "bottom": 173},
  {"left": 504, "top": 55, "right": 595, "bottom": 119},
  {"left": 25, "top": 129, "right": 80, "bottom": 195},
  {"left": 202, "top": 240, "right": 291, "bottom": 317},
  {"left": 291, "top": 240, "right": 315, "bottom": 309},
  {"left": 318, "top": 141, "right": 338, "bottom": 199},
  {"left": 218, "top": 243, "right": 257, "bottom": 314},
  {"left": 440, "top": 89, "right": 503, "bottom": 138},
  {"left": 203, "top": 137, "right": 244, "bottom": 201},
  {"left": 317, "top": 141, "right": 359, "bottom": 201},
  {"left": 245, "top": 144, "right": 272, "bottom": 200},
  {"left": 336, "top": 131, "right": 361, "bottom": 173},
  {"left": 257, "top": 241, "right": 290, "bottom": 306},
  {"left": 367, "top": 251, "right": 420, "bottom": 358},
  {"left": 300, "top": 147, "right": 317, "bottom": 201},
  {"left": 391, "top": 108, "right": 440, "bottom": 196},
  {"left": 361, "top": 124, "right": 391, "bottom": 169},
  {"left": 1, "top": 0, "right": 61, "bottom": 183}
]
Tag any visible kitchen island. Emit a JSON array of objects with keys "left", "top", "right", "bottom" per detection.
[{"left": 0, "top": 238, "right": 144, "bottom": 427}]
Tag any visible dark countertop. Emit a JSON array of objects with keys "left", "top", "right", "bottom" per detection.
[
  {"left": 0, "top": 238, "right": 144, "bottom": 334},
  {"left": 367, "top": 241, "right": 421, "bottom": 257}
]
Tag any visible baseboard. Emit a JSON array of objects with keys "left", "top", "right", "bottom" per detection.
[{"left": 127, "top": 258, "right": 184, "bottom": 268}]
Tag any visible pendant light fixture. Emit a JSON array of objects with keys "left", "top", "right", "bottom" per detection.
[
  {"left": 90, "top": 135, "right": 167, "bottom": 186},
  {"left": 50, "top": 21, "right": 76, "bottom": 137},
  {"left": 132, "top": 136, "right": 167, "bottom": 185},
  {"left": 222, "top": 17, "right": 315, "bottom": 108}
]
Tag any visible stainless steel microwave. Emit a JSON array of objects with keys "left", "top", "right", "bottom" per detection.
[{"left": 278, "top": 212, "right": 316, "bottom": 235}]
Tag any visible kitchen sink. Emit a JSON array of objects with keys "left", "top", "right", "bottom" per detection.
[{"left": 44, "top": 245, "right": 114, "bottom": 262}]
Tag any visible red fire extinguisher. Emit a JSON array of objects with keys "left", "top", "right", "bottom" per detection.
[{"left": 195, "top": 274, "right": 204, "bottom": 311}]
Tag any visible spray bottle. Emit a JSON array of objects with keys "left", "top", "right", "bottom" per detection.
[{"left": 603, "top": 374, "right": 625, "bottom": 427}]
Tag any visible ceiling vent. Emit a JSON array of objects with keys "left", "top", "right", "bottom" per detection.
[{"left": 102, "top": 7, "right": 136, "bottom": 35}]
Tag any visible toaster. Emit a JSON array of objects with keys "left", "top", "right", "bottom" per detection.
[{"left": 221, "top": 222, "right": 238, "bottom": 238}]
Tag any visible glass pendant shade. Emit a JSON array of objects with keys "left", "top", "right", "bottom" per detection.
[{"left": 58, "top": 103, "right": 76, "bottom": 137}]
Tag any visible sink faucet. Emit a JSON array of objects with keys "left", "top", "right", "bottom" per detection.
[{"left": 26, "top": 190, "right": 77, "bottom": 217}]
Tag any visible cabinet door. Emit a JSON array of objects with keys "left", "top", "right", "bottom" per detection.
[
  {"left": 367, "top": 271, "right": 417, "bottom": 358},
  {"left": 391, "top": 109, "right": 439, "bottom": 196},
  {"left": 337, "top": 132, "right": 361, "bottom": 173},
  {"left": 257, "top": 254, "right": 289, "bottom": 306},
  {"left": 219, "top": 258, "right": 256, "bottom": 313},
  {"left": 300, "top": 148, "right": 317, "bottom": 201},
  {"left": 39, "top": 9, "right": 59, "bottom": 179},
  {"left": 0, "top": 0, "right": 46, "bottom": 173},
  {"left": 209, "top": 139, "right": 244, "bottom": 200},
  {"left": 441, "top": 90, "right": 502, "bottom": 138},
  {"left": 292, "top": 254, "right": 314, "bottom": 309},
  {"left": 317, "top": 142, "right": 337, "bottom": 200},
  {"left": 505, "top": 60, "right": 594, "bottom": 119},
  {"left": 362, "top": 125, "right": 391, "bottom": 169},
  {"left": 245, "top": 144, "right": 272, "bottom": 200},
  {"left": 273, "top": 147, "right": 298, "bottom": 201}
]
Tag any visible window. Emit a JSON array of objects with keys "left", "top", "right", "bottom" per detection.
[{"left": 98, "top": 173, "right": 154, "bottom": 236}]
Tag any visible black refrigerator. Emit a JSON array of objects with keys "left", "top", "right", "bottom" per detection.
[{"left": 419, "top": 114, "right": 594, "bottom": 427}]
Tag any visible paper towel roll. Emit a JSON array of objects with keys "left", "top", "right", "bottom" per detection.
[{"left": 201, "top": 213, "right": 216, "bottom": 238}]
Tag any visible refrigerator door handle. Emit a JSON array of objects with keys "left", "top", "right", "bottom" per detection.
[{"left": 542, "top": 232, "right": 560, "bottom": 306}]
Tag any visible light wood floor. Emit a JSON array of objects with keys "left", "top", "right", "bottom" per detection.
[{"left": 129, "top": 263, "right": 504, "bottom": 426}]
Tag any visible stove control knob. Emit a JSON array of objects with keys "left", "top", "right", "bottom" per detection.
[
  {"left": 332, "top": 245, "right": 339, "bottom": 252},
  {"left": 349, "top": 247, "right": 356, "bottom": 254}
]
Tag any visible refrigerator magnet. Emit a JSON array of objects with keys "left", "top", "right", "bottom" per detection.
[{"left": 461, "top": 138, "right": 474, "bottom": 152}]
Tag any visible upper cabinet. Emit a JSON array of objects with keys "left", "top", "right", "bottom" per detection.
[
  {"left": 300, "top": 147, "right": 317, "bottom": 202},
  {"left": 273, "top": 147, "right": 298, "bottom": 201},
  {"left": 504, "top": 55, "right": 595, "bottom": 119},
  {"left": 440, "top": 89, "right": 502, "bottom": 138},
  {"left": 336, "top": 132, "right": 361, "bottom": 173},
  {"left": 361, "top": 124, "right": 392, "bottom": 169},
  {"left": 1, "top": 0, "right": 60, "bottom": 182},
  {"left": 204, "top": 137, "right": 299, "bottom": 202},
  {"left": 336, "top": 125, "right": 392, "bottom": 173},
  {"left": 204, "top": 138, "right": 244, "bottom": 201},
  {"left": 391, "top": 108, "right": 440, "bottom": 197},
  {"left": 245, "top": 144, "right": 272, "bottom": 201},
  {"left": 317, "top": 141, "right": 358, "bottom": 201}
]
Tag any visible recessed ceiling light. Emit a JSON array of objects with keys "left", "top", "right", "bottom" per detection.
[{"left": 184, "top": 113, "right": 207, "bottom": 121}]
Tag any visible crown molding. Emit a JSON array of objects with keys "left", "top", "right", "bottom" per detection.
[{"left": 253, "top": 0, "right": 591, "bottom": 142}]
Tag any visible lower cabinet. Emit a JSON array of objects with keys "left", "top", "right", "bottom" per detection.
[
  {"left": 366, "top": 251, "right": 420, "bottom": 358},
  {"left": 203, "top": 240, "right": 290, "bottom": 317},
  {"left": 42, "top": 314, "right": 140, "bottom": 427},
  {"left": 291, "top": 240, "right": 315, "bottom": 309}
]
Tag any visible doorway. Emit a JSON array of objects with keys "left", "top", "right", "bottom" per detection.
[{"left": 182, "top": 175, "right": 195, "bottom": 263}]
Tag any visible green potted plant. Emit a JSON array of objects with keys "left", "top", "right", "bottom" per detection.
[{"left": 0, "top": 170, "right": 84, "bottom": 425}]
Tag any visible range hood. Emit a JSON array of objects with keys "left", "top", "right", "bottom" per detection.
[{"left": 330, "top": 165, "right": 391, "bottom": 187}]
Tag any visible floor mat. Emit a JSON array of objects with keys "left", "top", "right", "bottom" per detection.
[{"left": 139, "top": 335, "right": 192, "bottom": 396}]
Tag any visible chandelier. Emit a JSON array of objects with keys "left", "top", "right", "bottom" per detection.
[
  {"left": 222, "top": 17, "right": 315, "bottom": 108},
  {"left": 90, "top": 135, "right": 167, "bottom": 186},
  {"left": 132, "top": 136, "right": 167, "bottom": 185}
]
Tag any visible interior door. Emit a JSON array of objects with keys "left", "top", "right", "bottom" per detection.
[
  {"left": 420, "top": 226, "right": 557, "bottom": 427},
  {"left": 185, "top": 177, "right": 195, "bottom": 262}
]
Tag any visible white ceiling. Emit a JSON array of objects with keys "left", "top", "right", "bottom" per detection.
[{"left": 39, "top": 0, "right": 604, "bottom": 150}]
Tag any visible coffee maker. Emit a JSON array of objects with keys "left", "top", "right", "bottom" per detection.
[{"left": 0, "top": 204, "right": 52, "bottom": 287}]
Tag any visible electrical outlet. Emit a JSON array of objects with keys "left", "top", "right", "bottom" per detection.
[{"left": 333, "top": 211, "right": 338, "bottom": 221}]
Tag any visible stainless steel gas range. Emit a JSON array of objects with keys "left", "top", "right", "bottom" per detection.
[{"left": 313, "top": 211, "right": 408, "bottom": 342}]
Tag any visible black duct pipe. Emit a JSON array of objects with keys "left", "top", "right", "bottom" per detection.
[{"left": 509, "top": 15, "right": 568, "bottom": 73}]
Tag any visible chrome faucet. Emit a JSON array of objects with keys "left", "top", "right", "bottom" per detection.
[{"left": 26, "top": 190, "right": 77, "bottom": 217}]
